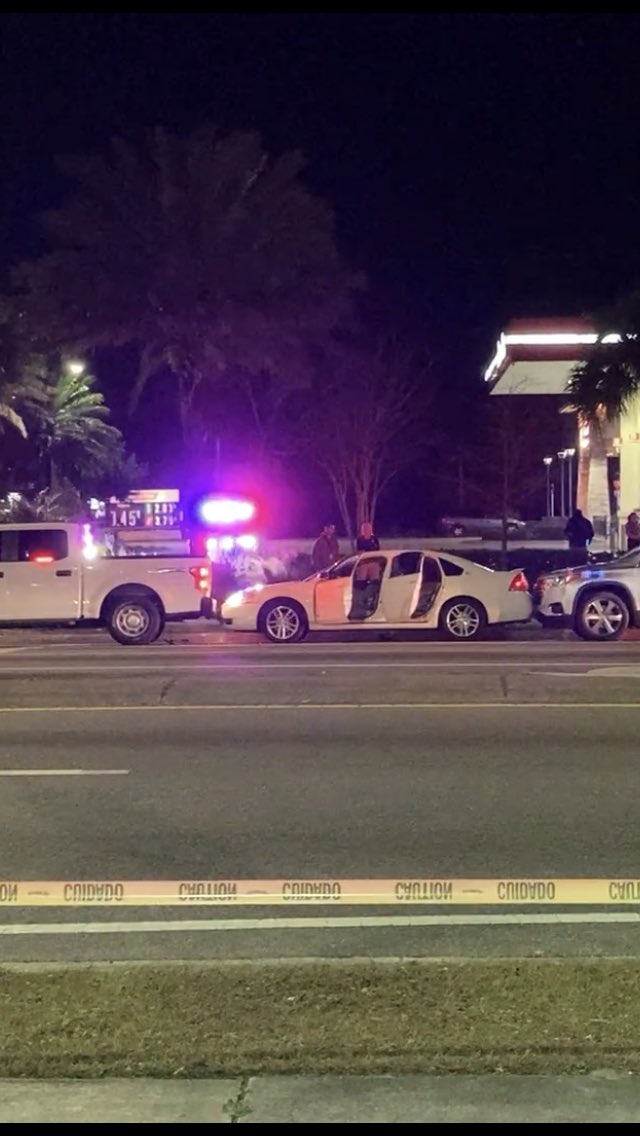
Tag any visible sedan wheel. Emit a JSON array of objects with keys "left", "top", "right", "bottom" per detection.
[
  {"left": 439, "top": 598, "right": 486, "bottom": 641},
  {"left": 261, "top": 600, "right": 308, "bottom": 644},
  {"left": 575, "top": 591, "right": 629, "bottom": 641}
]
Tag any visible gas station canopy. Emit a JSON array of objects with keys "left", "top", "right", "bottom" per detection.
[{"left": 484, "top": 317, "right": 616, "bottom": 395}]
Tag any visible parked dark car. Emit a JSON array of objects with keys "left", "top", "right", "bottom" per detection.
[{"left": 440, "top": 516, "right": 528, "bottom": 539}]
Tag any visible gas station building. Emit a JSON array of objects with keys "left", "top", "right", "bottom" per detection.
[{"left": 483, "top": 318, "right": 640, "bottom": 540}]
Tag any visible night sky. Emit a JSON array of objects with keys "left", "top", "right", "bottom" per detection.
[{"left": 2, "top": 12, "right": 640, "bottom": 423}]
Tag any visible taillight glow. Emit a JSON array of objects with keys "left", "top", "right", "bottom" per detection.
[
  {"left": 509, "top": 571, "right": 529, "bottom": 592},
  {"left": 30, "top": 553, "right": 54, "bottom": 565},
  {"left": 190, "top": 564, "right": 211, "bottom": 593}
]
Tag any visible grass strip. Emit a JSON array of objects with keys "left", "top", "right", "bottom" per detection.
[{"left": 1, "top": 959, "right": 639, "bottom": 1078}]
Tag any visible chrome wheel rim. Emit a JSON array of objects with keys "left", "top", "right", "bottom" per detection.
[
  {"left": 583, "top": 597, "right": 625, "bottom": 638},
  {"left": 266, "top": 605, "right": 300, "bottom": 641},
  {"left": 446, "top": 602, "right": 480, "bottom": 638},
  {"left": 114, "top": 604, "right": 150, "bottom": 638}
]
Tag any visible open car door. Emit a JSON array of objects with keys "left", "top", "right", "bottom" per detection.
[
  {"left": 347, "top": 554, "right": 387, "bottom": 621},
  {"left": 380, "top": 551, "right": 423, "bottom": 622},
  {"left": 313, "top": 555, "right": 359, "bottom": 623},
  {"left": 409, "top": 553, "right": 444, "bottom": 623}
]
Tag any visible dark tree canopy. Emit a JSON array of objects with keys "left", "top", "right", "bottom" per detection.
[{"left": 14, "top": 126, "right": 359, "bottom": 443}]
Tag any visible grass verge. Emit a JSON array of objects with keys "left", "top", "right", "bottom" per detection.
[{"left": 1, "top": 958, "right": 639, "bottom": 1078}]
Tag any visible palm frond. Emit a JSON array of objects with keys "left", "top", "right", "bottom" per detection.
[
  {"left": 0, "top": 402, "right": 27, "bottom": 438},
  {"left": 566, "top": 336, "right": 640, "bottom": 423}
]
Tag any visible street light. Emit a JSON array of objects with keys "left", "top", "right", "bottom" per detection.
[
  {"left": 543, "top": 456, "right": 553, "bottom": 517},
  {"left": 66, "top": 359, "right": 86, "bottom": 377},
  {"left": 557, "top": 450, "right": 567, "bottom": 517},
  {"left": 565, "top": 447, "right": 576, "bottom": 514}
]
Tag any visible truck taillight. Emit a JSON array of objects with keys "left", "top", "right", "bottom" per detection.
[
  {"left": 190, "top": 565, "right": 210, "bottom": 593},
  {"left": 509, "top": 571, "right": 529, "bottom": 592}
]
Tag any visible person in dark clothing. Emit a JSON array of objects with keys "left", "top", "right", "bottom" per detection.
[
  {"left": 356, "top": 521, "right": 380, "bottom": 552},
  {"left": 565, "top": 509, "right": 594, "bottom": 550},
  {"left": 626, "top": 511, "right": 640, "bottom": 551},
  {"left": 312, "top": 524, "right": 340, "bottom": 571}
]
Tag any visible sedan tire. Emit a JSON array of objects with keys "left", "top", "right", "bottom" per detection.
[
  {"left": 574, "top": 590, "right": 630, "bottom": 641},
  {"left": 259, "top": 598, "right": 309, "bottom": 644},
  {"left": 438, "top": 597, "right": 487, "bottom": 642}
]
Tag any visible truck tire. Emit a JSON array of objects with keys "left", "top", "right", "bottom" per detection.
[{"left": 106, "top": 595, "right": 164, "bottom": 645}]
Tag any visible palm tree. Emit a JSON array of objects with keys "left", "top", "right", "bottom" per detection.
[
  {"left": 36, "top": 365, "right": 123, "bottom": 490},
  {"left": 0, "top": 383, "right": 27, "bottom": 438},
  {"left": 0, "top": 309, "right": 47, "bottom": 439},
  {"left": 565, "top": 293, "right": 640, "bottom": 422},
  {"left": 564, "top": 296, "right": 640, "bottom": 523},
  {"left": 14, "top": 126, "right": 357, "bottom": 449}
]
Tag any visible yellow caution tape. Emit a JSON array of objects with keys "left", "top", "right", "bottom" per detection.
[{"left": 1, "top": 879, "right": 640, "bottom": 906}]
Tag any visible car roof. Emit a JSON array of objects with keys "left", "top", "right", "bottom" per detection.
[{"left": 358, "top": 548, "right": 486, "bottom": 569}]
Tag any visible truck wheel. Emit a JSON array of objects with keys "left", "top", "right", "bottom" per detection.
[{"left": 106, "top": 596, "right": 163, "bottom": 645}]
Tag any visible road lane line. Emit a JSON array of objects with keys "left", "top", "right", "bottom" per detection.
[
  {"left": 0, "top": 769, "right": 129, "bottom": 776},
  {"left": 0, "top": 911, "right": 639, "bottom": 934},
  {"left": 5, "top": 640, "right": 638, "bottom": 653},
  {"left": 0, "top": 702, "right": 638, "bottom": 713}
]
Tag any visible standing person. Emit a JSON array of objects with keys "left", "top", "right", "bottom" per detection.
[
  {"left": 564, "top": 508, "right": 594, "bottom": 550},
  {"left": 356, "top": 521, "right": 380, "bottom": 552},
  {"left": 626, "top": 511, "right": 640, "bottom": 551},
  {"left": 312, "top": 523, "right": 339, "bottom": 572}
]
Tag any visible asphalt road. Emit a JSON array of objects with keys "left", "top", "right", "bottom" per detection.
[{"left": 2, "top": 635, "right": 640, "bottom": 961}]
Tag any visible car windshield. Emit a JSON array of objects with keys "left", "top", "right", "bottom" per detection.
[
  {"left": 306, "top": 555, "right": 359, "bottom": 581},
  {"left": 605, "top": 547, "right": 640, "bottom": 569}
]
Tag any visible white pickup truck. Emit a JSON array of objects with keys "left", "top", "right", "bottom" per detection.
[{"left": 0, "top": 522, "right": 212, "bottom": 644}]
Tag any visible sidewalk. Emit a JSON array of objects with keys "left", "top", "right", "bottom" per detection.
[{"left": 1, "top": 1073, "right": 638, "bottom": 1123}]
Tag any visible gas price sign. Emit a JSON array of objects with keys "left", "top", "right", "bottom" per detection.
[{"left": 106, "top": 501, "right": 182, "bottom": 529}]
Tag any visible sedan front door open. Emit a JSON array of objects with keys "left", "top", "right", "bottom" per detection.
[{"left": 313, "top": 555, "right": 359, "bottom": 623}]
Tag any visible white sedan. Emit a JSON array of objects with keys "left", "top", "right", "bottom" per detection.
[{"left": 222, "top": 548, "right": 532, "bottom": 643}]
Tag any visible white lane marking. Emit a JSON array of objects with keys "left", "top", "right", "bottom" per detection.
[
  {"left": 0, "top": 702, "right": 638, "bottom": 714},
  {"left": 532, "top": 667, "right": 640, "bottom": 678},
  {"left": 0, "top": 911, "right": 638, "bottom": 935},
  {"left": 587, "top": 667, "right": 640, "bottom": 677},
  {"left": 0, "top": 769, "right": 129, "bottom": 776}
]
